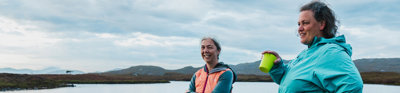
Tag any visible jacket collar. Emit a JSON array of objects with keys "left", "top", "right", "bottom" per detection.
[
  {"left": 203, "top": 62, "right": 229, "bottom": 74},
  {"left": 307, "top": 35, "right": 352, "bottom": 56}
]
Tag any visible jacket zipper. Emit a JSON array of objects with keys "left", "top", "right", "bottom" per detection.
[
  {"left": 202, "top": 66, "right": 209, "bottom": 93},
  {"left": 202, "top": 74, "right": 209, "bottom": 93}
]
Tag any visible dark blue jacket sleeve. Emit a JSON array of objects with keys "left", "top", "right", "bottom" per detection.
[
  {"left": 188, "top": 73, "right": 196, "bottom": 92},
  {"left": 212, "top": 70, "right": 234, "bottom": 93}
]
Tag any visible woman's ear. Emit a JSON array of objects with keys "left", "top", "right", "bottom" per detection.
[{"left": 319, "top": 21, "right": 326, "bottom": 31}]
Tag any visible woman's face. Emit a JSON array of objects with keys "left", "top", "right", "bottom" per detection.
[
  {"left": 201, "top": 39, "right": 220, "bottom": 64},
  {"left": 298, "top": 10, "right": 325, "bottom": 45}
]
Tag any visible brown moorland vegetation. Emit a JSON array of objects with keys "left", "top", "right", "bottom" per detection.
[
  {"left": 1, "top": 72, "right": 400, "bottom": 91},
  {"left": 0, "top": 73, "right": 70, "bottom": 91},
  {"left": 361, "top": 72, "right": 400, "bottom": 85}
]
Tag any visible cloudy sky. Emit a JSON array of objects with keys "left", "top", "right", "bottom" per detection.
[{"left": 1, "top": 0, "right": 399, "bottom": 72}]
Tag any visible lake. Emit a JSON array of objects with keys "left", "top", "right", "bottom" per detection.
[{"left": 5, "top": 81, "right": 400, "bottom": 93}]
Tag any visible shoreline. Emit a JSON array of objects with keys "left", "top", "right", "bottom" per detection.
[
  {"left": 0, "top": 73, "right": 170, "bottom": 91},
  {"left": 1, "top": 83, "right": 75, "bottom": 91},
  {"left": 1, "top": 72, "right": 399, "bottom": 91}
]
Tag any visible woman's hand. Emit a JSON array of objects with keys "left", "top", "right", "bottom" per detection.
[{"left": 261, "top": 50, "right": 282, "bottom": 64}]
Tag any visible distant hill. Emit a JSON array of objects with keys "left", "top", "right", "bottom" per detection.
[
  {"left": 104, "top": 66, "right": 167, "bottom": 76},
  {"left": 169, "top": 66, "right": 200, "bottom": 75},
  {"left": 103, "top": 65, "right": 202, "bottom": 76},
  {"left": 0, "top": 67, "right": 85, "bottom": 74},
  {"left": 354, "top": 58, "right": 400, "bottom": 73},
  {"left": 102, "top": 60, "right": 289, "bottom": 76},
  {"left": 103, "top": 58, "right": 400, "bottom": 76}
]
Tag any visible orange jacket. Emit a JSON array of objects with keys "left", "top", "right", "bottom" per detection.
[
  {"left": 188, "top": 62, "right": 236, "bottom": 93},
  {"left": 195, "top": 67, "right": 230, "bottom": 93}
]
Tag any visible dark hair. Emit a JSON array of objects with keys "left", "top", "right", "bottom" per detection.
[
  {"left": 300, "top": 1, "right": 338, "bottom": 38},
  {"left": 201, "top": 37, "right": 221, "bottom": 59}
]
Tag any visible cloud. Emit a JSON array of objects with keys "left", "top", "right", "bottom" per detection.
[
  {"left": 341, "top": 25, "right": 400, "bottom": 59},
  {"left": 181, "top": 8, "right": 305, "bottom": 59},
  {"left": 0, "top": 16, "right": 62, "bottom": 70},
  {"left": 0, "top": 0, "right": 399, "bottom": 72},
  {"left": 95, "top": 33, "right": 119, "bottom": 39},
  {"left": 114, "top": 32, "right": 199, "bottom": 47},
  {"left": 0, "top": 16, "right": 60, "bottom": 48},
  {"left": 220, "top": 46, "right": 260, "bottom": 63}
]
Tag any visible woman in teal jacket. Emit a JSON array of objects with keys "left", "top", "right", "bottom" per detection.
[{"left": 262, "top": 1, "right": 363, "bottom": 93}]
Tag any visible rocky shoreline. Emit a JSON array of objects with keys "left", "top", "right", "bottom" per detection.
[
  {"left": 0, "top": 73, "right": 169, "bottom": 91},
  {"left": 0, "top": 73, "right": 73, "bottom": 91},
  {"left": 1, "top": 72, "right": 399, "bottom": 91},
  {"left": 1, "top": 84, "right": 74, "bottom": 91}
]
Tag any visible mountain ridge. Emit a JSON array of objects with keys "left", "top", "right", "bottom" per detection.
[{"left": 104, "top": 58, "right": 400, "bottom": 76}]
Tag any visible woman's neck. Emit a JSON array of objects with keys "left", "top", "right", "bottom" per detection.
[{"left": 206, "top": 61, "right": 218, "bottom": 72}]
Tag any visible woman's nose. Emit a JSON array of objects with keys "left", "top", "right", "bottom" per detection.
[
  {"left": 298, "top": 25, "right": 304, "bottom": 31},
  {"left": 202, "top": 48, "right": 208, "bottom": 53}
]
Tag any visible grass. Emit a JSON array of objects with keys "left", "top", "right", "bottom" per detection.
[
  {"left": 36, "top": 74, "right": 171, "bottom": 84},
  {"left": 1, "top": 72, "right": 399, "bottom": 91},
  {"left": 0, "top": 73, "right": 67, "bottom": 91},
  {"left": 361, "top": 72, "right": 400, "bottom": 85},
  {"left": 0, "top": 73, "right": 169, "bottom": 91},
  {"left": 237, "top": 74, "right": 272, "bottom": 82},
  {"left": 58, "top": 80, "right": 169, "bottom": 84}
]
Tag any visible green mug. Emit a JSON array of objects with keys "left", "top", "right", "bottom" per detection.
[{"left": 259, "top": 53, "right": 277, "bottom": 73}]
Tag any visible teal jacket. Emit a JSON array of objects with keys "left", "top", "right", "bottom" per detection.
[
  {"left": 188, "top": 62, "right": 237, "bottom": 93},
  {"left": 270, "top": 35, "right": 363, "bottom": 93}
]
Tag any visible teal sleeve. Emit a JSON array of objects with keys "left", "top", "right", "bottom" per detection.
[
  {"left": 314, "top": 47, "right": 363, "bottom": 93},
  {"left": 188, "top": 73, "right": 196, "bottom": 92},
  {"left": 269, "top": 60, "right": 288, "bottom": 85},
  {"left": 212, "top": 70, "right": 233, "bottom": 93}
]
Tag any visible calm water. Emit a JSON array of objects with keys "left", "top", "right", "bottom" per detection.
[{"left": 5, "top": 81, "right": 400, "bottom": 93}]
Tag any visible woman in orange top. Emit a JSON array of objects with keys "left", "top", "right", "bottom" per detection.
[{"left": 187, "top": 37, "right": 237, "bottom": 93}]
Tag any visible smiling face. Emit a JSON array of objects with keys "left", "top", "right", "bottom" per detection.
[
  {"left": 201, "top": 39, "right": 220, "bottom": 64},
  {"left": 298, "top": 10, "right": 325, "bottom": 45}
]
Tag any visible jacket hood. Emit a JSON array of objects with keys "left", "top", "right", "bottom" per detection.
[
  {"left": 308, "top": 35, "right": 352, "bottom": 56},
  {"left": 203, "top": 62, "right": 237, "bottom": 83},
  {"left": 203, "top": 62, "right": 231, "bottom": 74}
]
